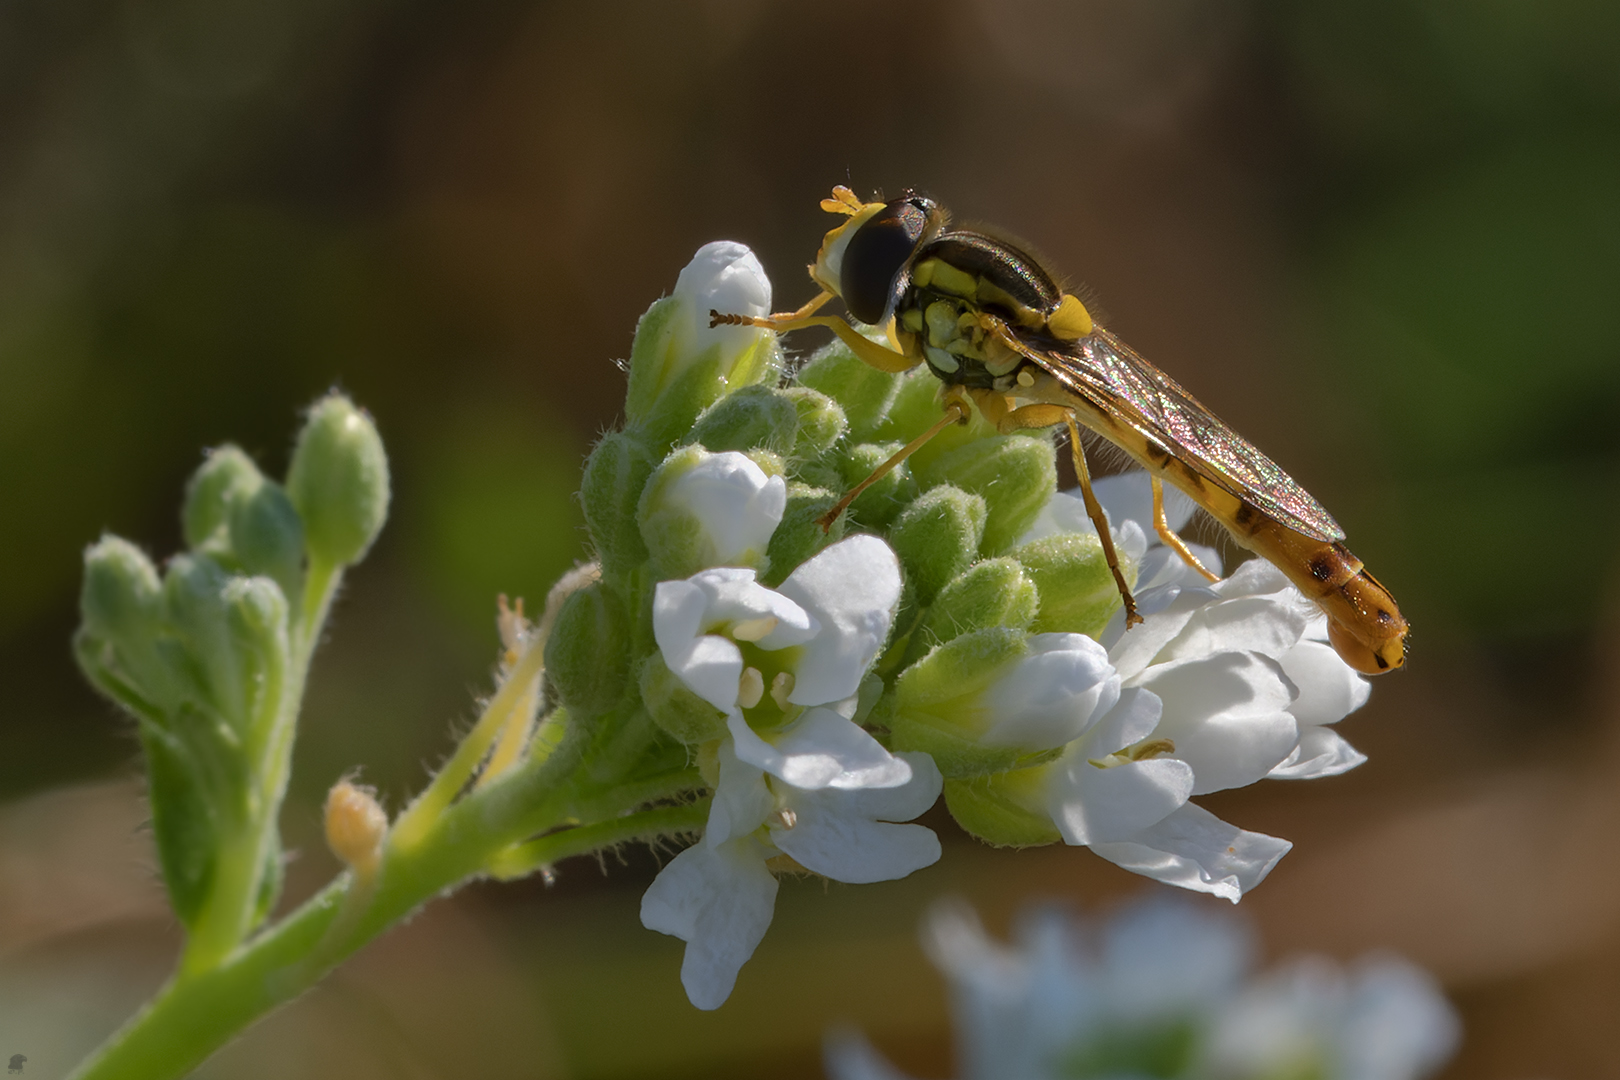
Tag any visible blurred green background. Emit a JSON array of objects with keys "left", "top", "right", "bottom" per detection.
[{"left": 2, "top": 1, "right": 1619, "bottom": 1078}]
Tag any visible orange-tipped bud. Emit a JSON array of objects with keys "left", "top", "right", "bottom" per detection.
[{"left": 325, "top": 780, "right": 388, "bottom": 874}]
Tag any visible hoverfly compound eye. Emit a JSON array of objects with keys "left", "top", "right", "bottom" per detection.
[{"left": 840, "top": 196, "right": 936, "bottom": 325}]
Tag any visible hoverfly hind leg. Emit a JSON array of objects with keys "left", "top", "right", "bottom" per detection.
[
  {"left": 1151, "top": 476, "right": 1219, "bottom": 583},
  {"left": 1063, "top": 414, "right": 1143, "bottom": 628}
]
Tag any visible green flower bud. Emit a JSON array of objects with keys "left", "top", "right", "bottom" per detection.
[
  {"left": 222, "top": 576, "right": 290, "bottom": 726},
  {"left": 888, "top": 485, "right": 986, "bottom": 606},
  {"left": 581, "top": 431, "right": 657, "bottom": 586},
  {"left": 623, "top": 245, "right": 779, "bottom": 446},
  {"left": 183, "top": 446, "right": 262, "bottom": 550},
  {"left": 906, "top": 556, "right": 1038, "bottom": 663},
  {"left": 890, "top": 627, "right": 1044, "bottom": 776},
  {"left": 286, "top": 395, "right": 389, "bottom": 568},
  {"left": 639, "top": 652, "right": 729, "bottom": 744},
  {"left": 943, "top": 770, "right": 1061, "bottom": 848},
  {"left": 81, "top": 537, "right": 163, "bottom": 644},
  {"left": 1015, "top": 532, "right": 1128, "bottom": 639},
  {"left": 871, "top": 367, "right": 999, "bottom": 474},
  {"left": 839, "top": 441, "right": 919, "bottom": 531},
  {"left": 228, "top": 481, "right": 304, "bottom": 602},
  {"left": 780, "top": 386, "right": 847, "bottom": 459},
  {"left": 142, "top": 728, "right": 218, "bottom": 925},
  {"left": 795, "top": 339, "right": 902, "bottom": 441},
  {"left": 686, "top": 385, "right": 799, "bottom": 457},
  {"left": 916, "top": 435, "right": 1056, "bottom": 555},
  {"left": 762, "top": 483, "right": 844, "bottom": 587},
  {"left": 163, "top": 555, "right": 244, "bottom": 725},
  {"left": 544, "top": 582, "right": 631, "bottom": 721}
]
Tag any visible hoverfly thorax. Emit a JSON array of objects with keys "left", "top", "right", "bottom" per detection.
[{"left": 811, "top": 192, "right": 944, "bottom": 325}]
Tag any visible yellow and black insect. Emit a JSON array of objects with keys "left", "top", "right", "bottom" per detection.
[{"left": 712, "top": 186, "right": 1408, "bottom": 675}]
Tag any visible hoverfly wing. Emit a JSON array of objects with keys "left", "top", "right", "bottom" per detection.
[{"left": 1030, "top": 327, "right": 1345, "bottom": 543}]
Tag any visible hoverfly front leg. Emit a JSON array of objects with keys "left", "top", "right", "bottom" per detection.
[
  {"left": 709, "top": 297, "right": 920, "bottom": 374},
  {"left": 1151, "top": 476, "right": 1219, "bottom": 583}
]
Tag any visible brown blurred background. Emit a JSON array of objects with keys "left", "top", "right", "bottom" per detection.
[{"left": 3, "top": 1, "right": 1619, "bottom": 1076}]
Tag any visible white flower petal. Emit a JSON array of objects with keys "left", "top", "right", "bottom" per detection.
[
  {"left": 1157, "top": 593, "right": 1313, "bottom": 666},
  {"left": 730, "top": 708, "right": 912, "bottom": 790},
  {"left": 674, "top": 241, "right": 771, "bottom": 377},
  {"left": 771, "top": 755, "right": 943, "bottom": 883},
  {"left": 1137, "top": 652, "right": 1299, "bottom": 795},
  {"left": 706, "top": 736, "right": 774, "bottom": 846},
  {"left": 640, "top": 835, "right": 779, "bottom": 1010},
  {"left": 1279, "top": 640, "right": 1371, "bottom": 727},
  {"left": 777, "top": 535, "right": 902, "bottom": 705},
  {"left": 1269, "top": 726, "right": 1367, "bottom": 780},
  {"left": 979, "top": 633, "right": 1119, "bottom": 750},
  {"left": 1082, "top": 686, "right": 1164, "bottom": 758},
  {"left": 1105, "top": 582, "right": 1218, "bottom": 679},
  {"left": 664, "top": 451, "right": 787, "bottom": 566},
  {"left": 692, "top": 568, "right": 816, "bottom": 643},
  {"left": 1048, "top": 755, "right": 1194, "bottom": 846},
  {"left": 1090, "top": 803, "right": 1292, "bottom": 903}
]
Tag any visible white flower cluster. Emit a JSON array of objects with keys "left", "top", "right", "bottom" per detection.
[
  {"left": 635, "top": 245, "right": 1379, "bottom": 1012},
  {"left": 827, "top": 899, "right": 1460, "bottom": 1080},
  {"left": 639, "top": 448, "right": 941, "bottom": 1009},
  {"left": 1007, "top": 477, "right": 1371, "bottom": 900}
]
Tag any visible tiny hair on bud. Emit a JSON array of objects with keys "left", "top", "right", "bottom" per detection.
[{"left": 325, "top": 779, "right": 388, "bottom": 874}]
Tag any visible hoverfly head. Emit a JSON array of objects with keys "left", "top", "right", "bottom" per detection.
[{"left": 811, "top": 190, "right": 945, "bottom": 325}]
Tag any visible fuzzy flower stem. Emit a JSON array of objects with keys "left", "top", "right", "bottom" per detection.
[{"left": 488, "top": 799, "right": 711, "bottom": 880}]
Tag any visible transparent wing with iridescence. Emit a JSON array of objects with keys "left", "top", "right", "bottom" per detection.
[{"left": 1036, "top": 327, "right": 1344, "bottom": 542}]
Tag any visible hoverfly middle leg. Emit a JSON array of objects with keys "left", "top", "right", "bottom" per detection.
[
  {"left": 1150, "top": 476, "right": 1219, "bottom": 583},
  {"left": 970, "top": 388, "right": 1143, "bottom": 629}
]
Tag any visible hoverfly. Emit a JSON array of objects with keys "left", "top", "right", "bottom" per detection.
[{"left": 712, "top": 186, "right": 1407, "bottom": 675}]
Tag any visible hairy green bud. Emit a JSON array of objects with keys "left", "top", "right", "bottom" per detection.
[
  {"left": 780, "top": 386, "right": 847, "bottom": 459},
  {"left": 81, "top": 537, "right": 163, "bottom": 644},
  {"left": 581, "top": 431, "right": 657, "bottom": 586},
  {"left": 916, "top": 435, "right": 1056, "bottom": 555},
  {"left": 639, "top": 653, "right": 729, "bottom": 744},
  {"left": 762, "top": 483, "right": 844, "bottom": 587},
  {"left": 795, "top": 339, "right": 902, "bottom": 441},
  {"left": 183, "top": 446, "right": 262, "bottom": 550},
  {"left": 228, "top": 481, "right": 304, "bottom": 602},
  {"left": 1016, "top": 532, "right": 1127, "bottom": 639},
  {"left": 686, "top": 384, "right": 799, "bottom": 456},
  {"left": 888, "top": 485, "right": 987, "bottom": 607},
  {"left": 890, "top": 627, "right": 1039, "bottom": 777},
  {"left": 907, "top": 557, "right": 1038, "bottom": 663},
  {"left": 943, "top": 769, "right": 1061, "bottom": 848},
  {"left": 839, "top": 441, "right": 919, "bottom": 531},
  {"left": 545, "top": 582, "right": 632, "bottom": 721},
  {"left": 286, "top": 395, "right": 389, "bottom": 568}
]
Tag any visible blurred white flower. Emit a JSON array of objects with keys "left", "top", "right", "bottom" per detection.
[
  {"left": 1205, "top": 953, "right": 1461, "bottom": 1080},
  {"left": 644, "top": 533, "right": 945, "bottom": 1009},
  {"left": 825, "top": 899, "right": 1460, "bottom": 1080}
]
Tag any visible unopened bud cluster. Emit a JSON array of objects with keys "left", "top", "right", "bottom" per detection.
[{"left": 75, "top": 394, "right": 389, "bottom": 931}]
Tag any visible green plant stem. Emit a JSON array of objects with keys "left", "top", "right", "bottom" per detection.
[
  {"left": 488, "top": 798, "right": 710, "bottom": 880},
  {"left": 70, "top": 754, "right": 705, "bottom": 1080}
]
